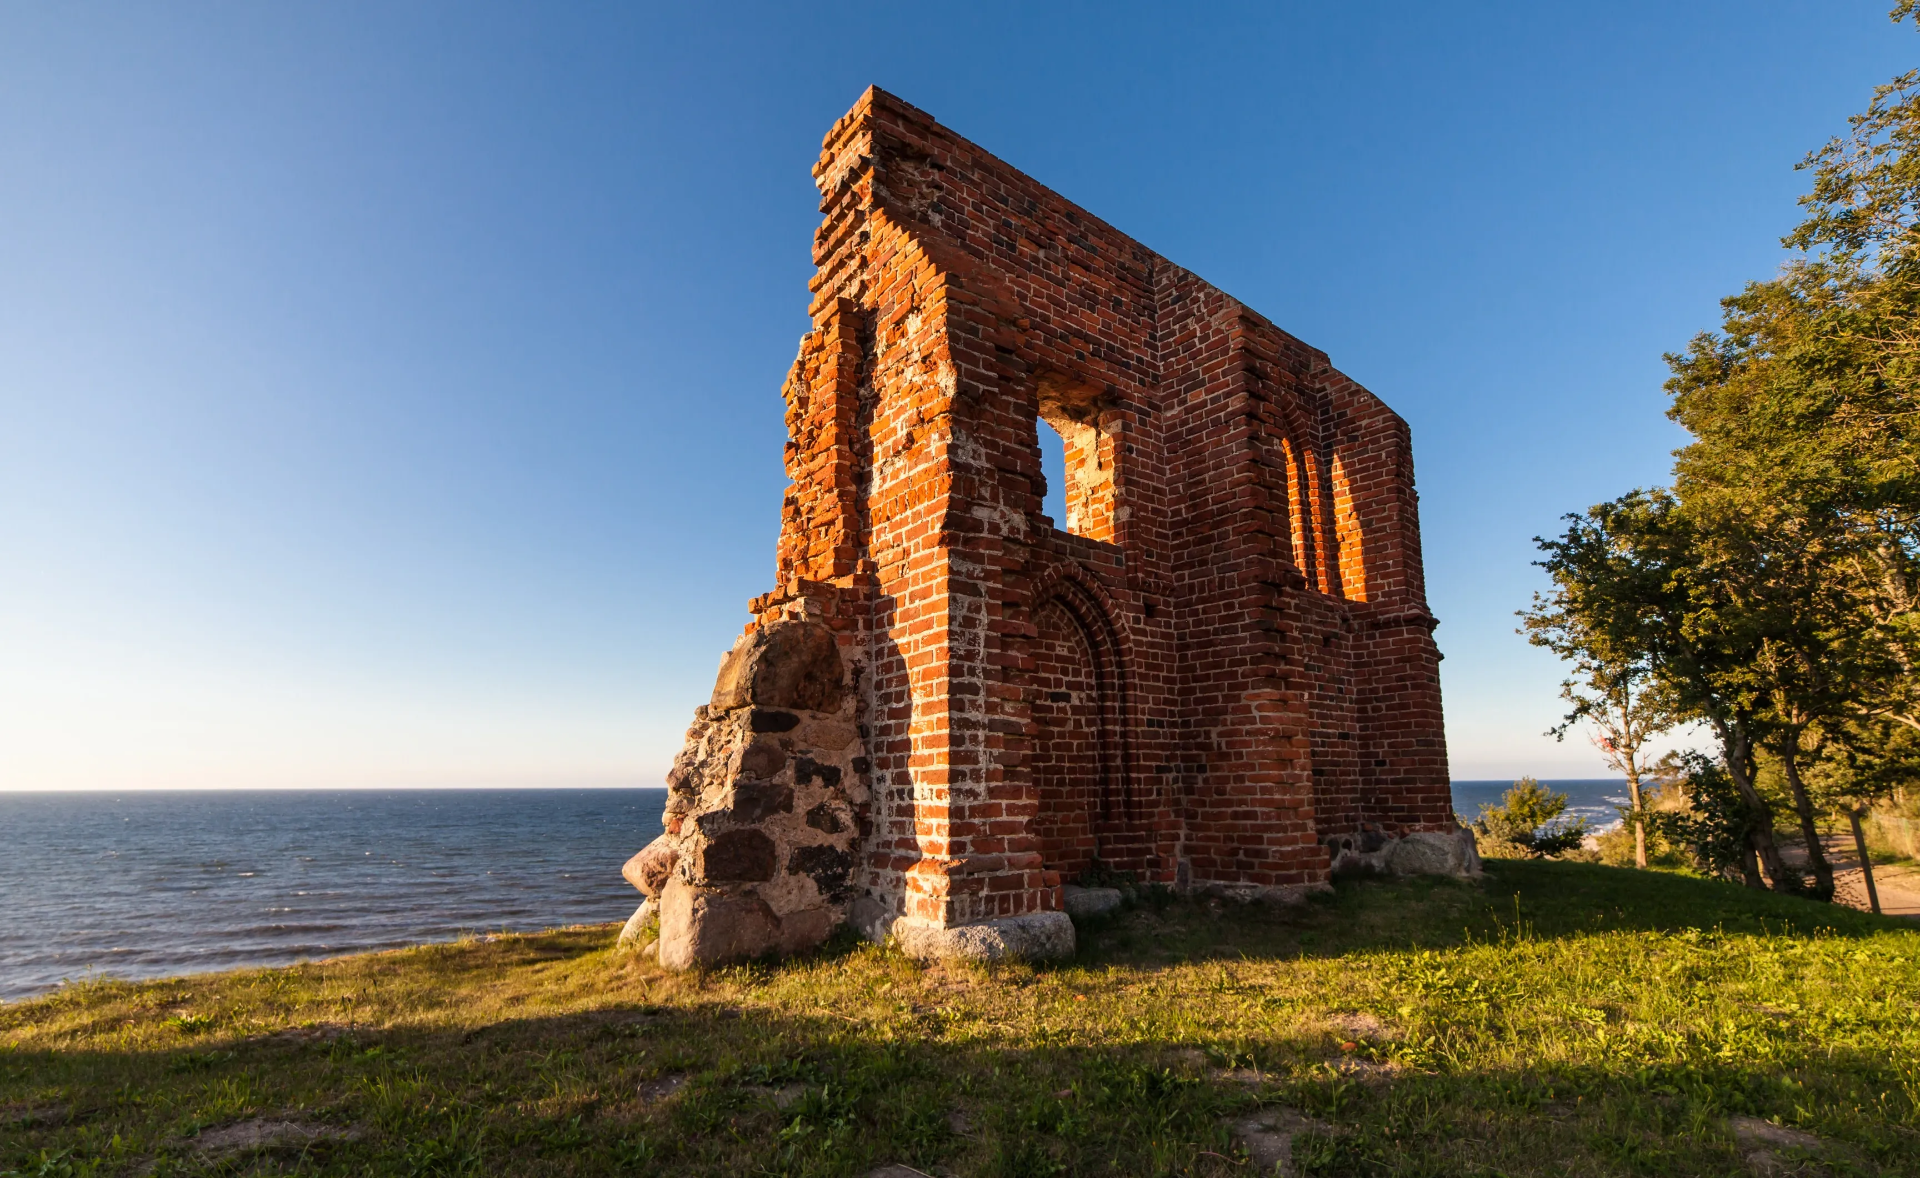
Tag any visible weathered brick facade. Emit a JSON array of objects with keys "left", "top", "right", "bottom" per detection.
[{"left": 625, "top": 88, "right": 1467, "bottom": 967}]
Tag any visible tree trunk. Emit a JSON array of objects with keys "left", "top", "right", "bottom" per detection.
[
  {"left": 1849, "top": 808, "right": 1882, "bottom": 916},
  {"left": 1627, "top": 773, "right": 1647, "bottom": 869},
  {"left": 1779, "top": 741, "right": 1834, "bottom": 901},
  {"left": 1740, "top": 842, "right": 1763, "bottom": 888},
  {"left": 1721, "top": 721, "right": 1795, "bottom": 892}
]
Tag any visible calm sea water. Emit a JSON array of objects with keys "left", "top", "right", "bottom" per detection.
[
  {"left": 1451, "top": 779, "right": 1629, "bottom": 832},
  {"left": 0, "top": 789, "right": 666, "bottom": 1000},
  {"left": 0, "top": 780, "right": 1625, "bottom": 1000}
]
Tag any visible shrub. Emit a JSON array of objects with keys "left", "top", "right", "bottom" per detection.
[
  {"left": 1591, "top": 777, "right": 1693, "bottom": 869},
  {"left": 1472, "top": 778, "right": 1589, "bottom": 857},
  {"left": 1659, "top": 753, "right": 1762, "bottom": 881}
]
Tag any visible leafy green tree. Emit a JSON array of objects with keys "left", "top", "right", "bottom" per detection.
[
  {"left": 1523, "top": 543, "right": 1677, "bottom": 869},
  {"left": 1531, "top": 493, "right": 1798, "bottom": 890},
  {"left": 1659, "top": 482, "right": 1859, "bottom": 898},
  {"left": 1655, "top": 10, "right": 1920, "bottom": 897},
  {"left": 1529, "top": 7, "right": 1920, "bottom": 902}
]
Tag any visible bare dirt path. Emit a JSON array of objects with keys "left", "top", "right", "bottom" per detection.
[
  {"left": 1819, "top": 835, "right": 1920, "bottom": 918},
  {"left": 1772, "top": 833, "right": 1920, "bottom": 918}
]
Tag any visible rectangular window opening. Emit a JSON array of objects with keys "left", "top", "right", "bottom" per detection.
[{"left": 1039, "top": 416, "right": 1069, "bottom": 526}]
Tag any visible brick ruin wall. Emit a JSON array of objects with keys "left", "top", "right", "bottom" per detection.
[{"left": 623, "top": 88, "right": 1473, "bottom": 968}]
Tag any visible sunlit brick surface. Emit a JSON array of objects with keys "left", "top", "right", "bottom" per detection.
[{"left": 744, "top": 88, "right": 1453, "bottom": 930}]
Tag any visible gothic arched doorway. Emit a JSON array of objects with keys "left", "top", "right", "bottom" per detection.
[{"left": 1028, "top": 576, "right": 1132, "bottom": 880}]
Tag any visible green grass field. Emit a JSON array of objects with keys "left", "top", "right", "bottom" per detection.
[{"left": 3, "top": 860, "right": 1917, "bottom": 1176}]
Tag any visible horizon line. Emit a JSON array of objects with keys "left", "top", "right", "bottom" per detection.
[{"left": 0, "top": 777, "right": 1633, "bottom": 794}]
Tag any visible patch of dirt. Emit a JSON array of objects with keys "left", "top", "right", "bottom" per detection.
[
  {"left": 750, "top": 1082, "right": 806, "bottom": 1109},
  {"left": 946, "top": 1108, "right": 972, "bottom": 1136},
  {"left": 638, "top": 1072, "right": 690, "bottom": 1103},
  {"left": 863, "top": 1166, "right": 936, "bottom": 1178},
  {"left": 1, "top": 1103, "right": 70, "bottom": 1127},
  {"left": 1800, "top": 834, "right": 1920, "bottom": 918},
  {"left": 1212, "top": 1067, "right": 1266, "bottom": 1085},
  {"left": 925, "top": 964, "right": 978, "bottom": 991},
  {"left": 192, "top": 1119, "right": 353, "bottom": 1156},
  {"left": 1326, "top": 1010, "right": 1394, "bottom": 1040},
  {"left": 1731, "top": 1116, "right": 1824, "bottom": 1151},
  {"left": 1331, "top": 1054, "right": 1399, "bottom": 1082},
  {"left": 1328, "top": 1051, "right": 1405, "bottom": 1089},
  {"left": 1228, "top": 1108, "right": 1327, "bottom": 1177},
  {"left": 266, "top": 1022, "right": 349, "bottom": 1044},
  {"left": 1730, "top": 1116, "right": 1825, "bottom": 1175}
]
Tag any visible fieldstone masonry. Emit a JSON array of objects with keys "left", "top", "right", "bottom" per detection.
[{"left": 622, "top": 87, "right": 1473, "bottom": 969}]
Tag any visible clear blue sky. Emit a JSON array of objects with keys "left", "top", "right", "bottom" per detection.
[{"left": 1, "top": 2, "right": 1910, "bottom": 789}]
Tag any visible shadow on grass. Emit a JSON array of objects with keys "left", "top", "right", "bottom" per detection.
[
  {"left": 1069, "top": 858, "right": 1917, "bottom": 971},
  {"left": 5, "top": 865, "right": 1917, "bottom": 1176},
  {"left": 6, "top": 984, "right": 1914, "bottom": 1176}
]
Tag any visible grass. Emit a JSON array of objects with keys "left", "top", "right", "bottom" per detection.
[{"left": 2, "top": 860, "right": 1917, "bottom": 1176}]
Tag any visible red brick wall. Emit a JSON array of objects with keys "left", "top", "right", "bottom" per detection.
[
  {"left": 1029, "top": 596, "right": 1102, "bottom": 874},
  {"left": 743, "top": 87, "right": 1452, "bottom": 929}
]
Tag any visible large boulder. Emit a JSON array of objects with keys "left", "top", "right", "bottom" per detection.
[
  {"left": 656, "top": 881, "right": 782, "bottom": 970},
  {"left": 654, "top": 879, "right": 841, "bottom": 970},
  {"left": 1061, "top": 884, "right": 1125, "bottom": 918},
  {"left": 616, "top": 899, "right": 654, "bottom": 948},
  {"left": 1386, "top": 826, "right": 1481, "bottom": 876},
  {"left": 888, "top": 911, "right": 1075, "bottom": 962},
  {"left": 621, "top": 836, "right": 678, "bottom": 897},
  {"left": 710, "top": 622, "right": 845, "bottom": 713}
]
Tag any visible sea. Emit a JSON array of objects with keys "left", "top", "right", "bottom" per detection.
[
  {"left": 1451, "top": 779, "right": 1629, "bottom": 834},
  {"left": 0, "top": 789, "right": 668, "bottom": 1001},
  {"left": 0, "top": 779, "right": 1627, "bottom": 1000}
]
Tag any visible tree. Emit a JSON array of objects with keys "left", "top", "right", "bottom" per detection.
[
  {"left": 1531, "top": 493, "right": 1799, "bottom": 891},
  {"left": 1642, "top": 7, "right": 1920, "bottom": 897},
  {"left": 1670, "top": 487, "right": 1859, "bottom": 899},
  {"left": 1523, "top": 552, "right": 1676, "bottom": 869},
  {"left": 1531, "top": 6, "right": 1920, "bottom": 903}
]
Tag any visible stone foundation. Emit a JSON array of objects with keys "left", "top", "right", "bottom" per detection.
[{"left": 624, "top": 619, "right": 868, "bottom": 969}]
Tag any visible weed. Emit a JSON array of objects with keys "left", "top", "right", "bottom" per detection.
[
  {"left": 401, "top": 1110, "right": 484, "bottom": 1177},
  {"left": 160, "top": 1013, "right": 216, "bottom": 1035},
  {"left": 992, "top": 1136, "right": 1066, "bottom": 1178},
  {"left": 0, "top": 1150, "right": 88, "bottom": 1178}
]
